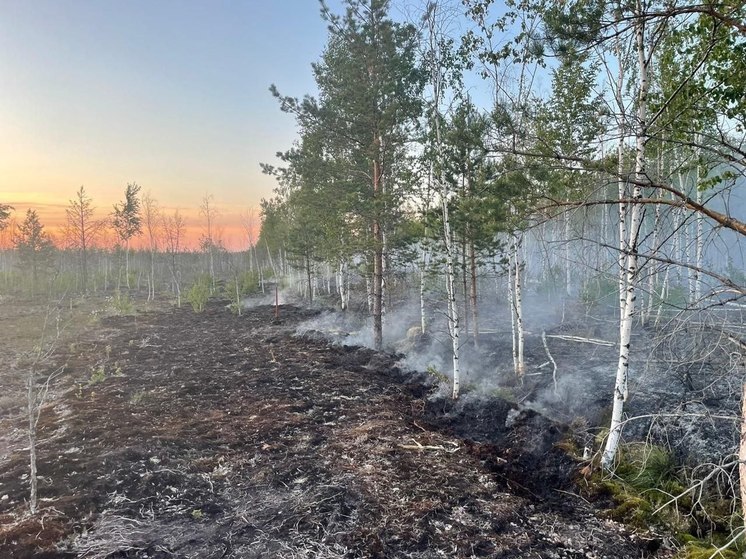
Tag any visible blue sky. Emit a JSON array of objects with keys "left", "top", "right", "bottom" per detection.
[{"left": 0, "top": 0, "right": 344, "bottom": 242}]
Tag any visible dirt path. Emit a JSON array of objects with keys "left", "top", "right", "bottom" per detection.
[{"left": 0, "top": 302, "right": 666, "bottom": 558}]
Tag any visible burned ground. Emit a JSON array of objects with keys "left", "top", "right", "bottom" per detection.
[{"left": 0, "top": 301, "right": 669, "bottom": 558}]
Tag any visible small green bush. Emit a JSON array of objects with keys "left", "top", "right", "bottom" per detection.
[
  {"left": 187, "top": 276, "right": 211, "bottom": 312},
  {"left": 111, "top": 289, "right": 134, "bottom": 314}
]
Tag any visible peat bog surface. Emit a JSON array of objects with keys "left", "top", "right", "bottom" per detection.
[{"left": 0, "top": 301, "right": 668, "bottom": 558}]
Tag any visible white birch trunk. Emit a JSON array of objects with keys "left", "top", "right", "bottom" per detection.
[
  {"left": 564, "top": 210, "right": 571, "bottom": 297},
  {"left": 738, "top": 384, "right": 746, "bottom": 532},
  {"left": 602, "top": 6, "right": 648, "bottom": 469},
  {"left": 616, "top": 29, "right": 629, "bottom": 322},
  {"left": 513, "top": 233, "right": 525, "bottom": 377},
  {"left": 645, "top": 195, "right": 662, "bottom": 323},
  {"left": 654, "top": 265, "right": 669, "bottom": 327},
  {"left": 508, "top": 248, "right": 519, "bottom": 375},
  {"left": 426, "top": 5, "right": 459, "bottom": 399},
  {"left": 685, "top": 212, "right": 694, "bottom": 302},
  {"left": 420, "top": 248, "right": 428, "bottom": 334},
  {"left": 693, "top": 179, "right": 703, "bottom": 304}
]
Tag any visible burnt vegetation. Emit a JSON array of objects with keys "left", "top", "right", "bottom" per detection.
[
  {"left": 1, "top": 0, "right": 745, "bottom": 557},
  {"left": 0, "top": 300, "right": 666, "bottom": 558}
]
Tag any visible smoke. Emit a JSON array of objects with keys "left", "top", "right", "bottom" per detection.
[
  {"left": 290, "top": 284, "right": 745, "bottom": 465},
  {"left": 241, "top": 286, "right": 293, "bottom": 309}
]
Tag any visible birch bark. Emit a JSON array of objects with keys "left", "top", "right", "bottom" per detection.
[{"left": 602, "top": 3, "right": 649, "bottom": 469}]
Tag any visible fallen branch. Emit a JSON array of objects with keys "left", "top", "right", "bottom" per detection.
[
  {"left": 398, "top": 439, "right": 459, "bottom": 453},
  {"left": 542, "top": 331, "right": 558, "bottom": 395},
  {"left": 545, "top": 334, "right": 615, "bottom": 347}
]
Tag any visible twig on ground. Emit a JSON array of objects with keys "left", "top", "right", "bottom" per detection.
[
  {"left": 398, "top": 439, "right": 459, "bottom": 453},
  {"left": 545, "top": 334, "right": 615, "bottom": 347}
]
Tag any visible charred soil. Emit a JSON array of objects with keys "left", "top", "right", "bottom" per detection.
[{"left": 0, "top": 301, "right": 669, "bottom": 558}]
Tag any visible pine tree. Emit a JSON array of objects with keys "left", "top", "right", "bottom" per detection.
[
  {"left": 0, "top": 203, "right": 12, "bottom": 231},
  {"left": 13, "top": 209, "right": 56, "bottom": 290},
  {"left": 269, "top": 0, "right": 424, "bottom": 348}
]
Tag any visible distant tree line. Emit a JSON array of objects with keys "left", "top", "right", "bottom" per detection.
[{"left": 0, "top": 187, "right": 264, "bottom": 306}]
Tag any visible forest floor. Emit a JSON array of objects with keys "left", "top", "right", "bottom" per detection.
[{"left": 0, "top": 297, "right": 672, "bottom": 558}]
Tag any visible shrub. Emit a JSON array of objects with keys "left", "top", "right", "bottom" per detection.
[
  {"left": 187, "top": 276, "right": 211, "bottom": 312},
  {"left": 111, "top": 289, "right": 134, "bottom": 314}
]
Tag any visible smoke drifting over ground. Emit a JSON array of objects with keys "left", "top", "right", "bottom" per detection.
[
  {"left": 293, "top": 289, "right": 746, "bottom": 464},
  {"left": 293, "top": 292, "right": 613, "bottom": 417}
]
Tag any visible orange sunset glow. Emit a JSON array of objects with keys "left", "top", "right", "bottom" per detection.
[
  {"left": 0, "top": 1, "right": 331, "bottom": 253},
  {"left": 0, "top": 195, "right": 259, "bottom": 252}
]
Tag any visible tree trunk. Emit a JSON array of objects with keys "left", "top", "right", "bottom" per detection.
[
  {"left": 461, "top": 235, "right": 469, "bottom": 339},
  {"left": 444, "top": 216, "right": 460, "bottom": 400},
  {"left": 27, "top": 366, "right": 38, "bottom": 515},
  {"left": 738, "top": 384, "right": 746, "bottom": 522},
  {"left": 125, "top": 239, "right": 131, "bottom": 289},
  {"left": 512, "top": 233, "right": 525, "bottom": 377},
  {"left": 469, "top": 239, "right": 479, "bottom": 348},
  {"left": 602, "top": 7, "right": 648, "bottom": 469},
  {"left": 693, "top": 173, "right": 704, "bottom": 304},
  {"left": 305, "top": 252, "right": 313, "bottom": 305},
  {"left": 420, "top": 248, "right": 428, "bottom": 334},
  {"left": 372, "top": 142, "right": 384, "bottom": 351},
  {"left": 508, "top": 244, "right": 518, "bottom": 375}
]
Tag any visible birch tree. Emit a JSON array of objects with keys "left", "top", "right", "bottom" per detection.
[
  {"left": 141, "top": 191, "right": 161, "bottom": 302},
  {"left": 199, "top": 193, "right": 220, "bottom": 289},
  {"left": 65, "top": 186, "right": 102, "bottom": 294},
  {"left": 112, "top": 182, "right": 142, "bottom": 290},
  {"left": 162, "top": 210, "right": 186, "bottom": 307},
  {"left": 19, "top": 305, "right": 65, "bottom": 515},
  {"left": 601, "top": 1, "right": 652, "bottom": 469}
]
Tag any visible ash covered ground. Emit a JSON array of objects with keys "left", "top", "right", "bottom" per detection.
[{"left": 0, "top": 300, "right": 670, "bottom": 558}]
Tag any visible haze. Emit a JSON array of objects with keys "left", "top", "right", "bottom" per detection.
[{"left": 0, "top": 0, "right": 340, "bottom": 248}]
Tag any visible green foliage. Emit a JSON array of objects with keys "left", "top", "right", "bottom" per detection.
[
  {"left": 582, "top": 441, "right": 743, "bottom": 555},
  {"left": 112, "top": 183, "right": 143, "bottom": 244},
  {"left": 614, "top": 445, "right": 683, "bottom": 502},
  {"left": 129, "top": 390, "right": 147, "bottom": 406},
  {"left": 88, "top": 366, "right": 106, "bottom": 386},
  {"left": 426, "top": 365, "right": 449, "bottom": 385},
  {"left": 579, "top": 277, "right": 617, "bottom": 312},
  {"left": 186, "top": 276, "right": 211, "bottom": 312},
  {"left": 489, "top": 386, "right": 516, "bottom": 403},
  {"left": 224, "top": 271, "right": 261, "bottom": 314},
  {"left": 111, "top": 289, "right": 134, "bottom": 315},
  {"left": 0, "top": 203, "right": 12, "bottom": 230},
  {"left": 676, "top": 541, "right": 741, "bottom": 559},
  {"left": 13, "top": 209, "right": 56, "bottom": 289},
  {"left": 263, "top": 0, "right": 425, "bottom": 291}
]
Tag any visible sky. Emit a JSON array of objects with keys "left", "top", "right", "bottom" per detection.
[{"left": 0, "top": 0, "right": 346, "bottom": 249}]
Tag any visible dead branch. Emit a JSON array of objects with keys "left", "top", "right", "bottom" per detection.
[
  {"left": 541, "top": 331, "right": 558, "bottom": 395},
  {"left": 398, "top": 439, "right": 459, "bottom": 453},
  {"left": 545, "top": 334, "right": 615, "bottom": 347}
]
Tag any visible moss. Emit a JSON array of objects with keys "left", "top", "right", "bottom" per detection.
[
  {"left": 577, "top": 442, "right": 744, "bottom": 556},
  {"left": 581, "top": 444, "right": 688, "bottom": 530},
  {"left": 675, "top": 542, "right": 740, "bottom": 559},
  {"left": 489, "top": 386, "right": 515, "bottom": 403},
  {"left": 555, "top": 438, "right": 580, "bottom": 457}
]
